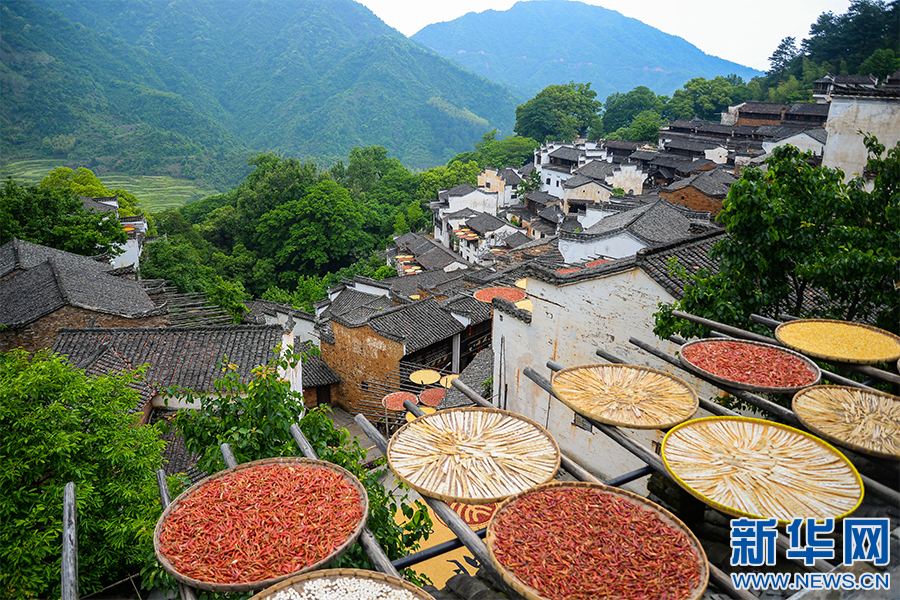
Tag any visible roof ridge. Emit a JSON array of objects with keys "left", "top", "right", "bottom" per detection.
[{"left": 45, "top": 258, "right": 71, "bottom": 305}]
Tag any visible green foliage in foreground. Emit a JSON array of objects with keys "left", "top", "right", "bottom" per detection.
[
  {"left": 0, "top": 349, "right": 175, "bottom": 599},
  {"left": 157, "top": 347, "right": 433, "bottom": 593},
  {"left": 0, "top": 176, "right": 127, "bottom": 256},
  {"left": 655, "top": 137, "right": 900, "bottom": 342}
]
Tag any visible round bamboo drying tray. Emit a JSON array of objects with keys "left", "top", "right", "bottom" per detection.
[
  {"left": 419, "top": 387, "right": 445, "bottom": 407},
  {"left": 679, "top": 338, "right": 821, "bottom": 394},
  {"left": 439, "top": 374, "right": 459, "bottom": 388},
  {"left": 409, "top": 369, "right": 441, "bottom": 385},
  {"left": 473, "top": 286, "right": 526, "bottom": 304},
  {"left": 551, "top": 363, "right": 698, "bottom": 429},
  {"left": 387, "top": 407, "right": 560, "bottom": 504},
  {"left": 662, "top": 417, "right": 863, "bottom": 524},
  {"left": 793, "top": 386, "right": 900, "bottom": 460},
  {"left": 406, "top": 406, "right": 436, "bottom": 422},
  {"left": 249, "top": 568, "right": 436, "bottom": 600},
  {"left": 775, "top": 319, "right": 900, "bottom": 365},
  {"left": 486, "top": 481, "right": 709, "bottom": 600},
  {"left": 154, "top": 457, "right": 368, "bottom": 592},
  {"left": 383, "top": 391, "right": 417, "bottom": 411}
]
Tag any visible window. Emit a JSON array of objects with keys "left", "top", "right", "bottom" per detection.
[{"left": 546, "top": 178, "right": 550, "bottom": 185}]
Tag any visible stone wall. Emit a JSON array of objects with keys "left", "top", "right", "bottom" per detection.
[{"left": 0, "top": 306, "right": 170, "bottom": 353}]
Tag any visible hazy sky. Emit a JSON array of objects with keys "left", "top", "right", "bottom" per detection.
[{"left": 356, "top": 0, "right": 852, "bottom": 72}]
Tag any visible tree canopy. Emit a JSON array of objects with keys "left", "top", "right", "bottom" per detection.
[
  {"left": 0, "top": 176, "right": 127, "bottom": 256},
  {"left": 655, "top": 137, "right": 900, "bottom": 341},
  {"left": 514, "top": 82, "right": 600, "bottom": 142},
  {"left": 0, "top": 349, "right": 173, "bottom": 598}
]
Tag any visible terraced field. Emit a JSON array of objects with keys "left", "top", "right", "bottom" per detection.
[{"left": 1, "top": 159, "right": 221, "bottom": 213}]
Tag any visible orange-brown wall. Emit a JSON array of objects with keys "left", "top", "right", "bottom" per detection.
[
  {"left": 659, "top": 188, "right": 725, "bottom": 217},
  {"left": 320, "top": 322, "right": 405, "bottom": 413},
  {"left": 0, "top": 306, "right": 170, "bottom": 353}
]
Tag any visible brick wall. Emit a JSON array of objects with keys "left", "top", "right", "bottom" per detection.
[
  {"left": 659, "top": 188, "right": 724, "bottom": 217},
  {"left": 321, "top": 321, "right": 404, "bottom": 413},
  {"left": 0, "top": 306, "right": 170, "bottom": 353}
]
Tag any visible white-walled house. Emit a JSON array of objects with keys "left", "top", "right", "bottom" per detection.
[
  {"left": 761, "top": 128, "right": 828, "bottom": 157},
  {"left": 478, "top": 168, "right": 523, "bottom": 208},
  {"left": 489, "top": 232, "right": 725, "bottom": 492}
]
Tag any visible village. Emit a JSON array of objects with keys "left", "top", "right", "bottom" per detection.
[{"left": 2, "top": 74, "right": 899, "bottom": 600}]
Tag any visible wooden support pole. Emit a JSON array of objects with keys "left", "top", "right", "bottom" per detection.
[
  {"left": 288, "top": 423, "right": 401, "bottom": 578},
  {"left": 61, "top": 482, "right": 78, "bottom": 600},
  {"left": 156, "top": 470, "right": 198, "bottom": 600},
  {"left": 354, "top": 413, "right": 524, "bottom": 599}
]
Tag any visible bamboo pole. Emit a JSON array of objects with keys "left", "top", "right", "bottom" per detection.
[
  {"left": 156, "top": 470, "right": 198, "bottom": 600},
  {"left": 61, "top": 482, "right": 78, "bottom": 600}
]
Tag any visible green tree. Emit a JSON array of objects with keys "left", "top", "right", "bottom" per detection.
[
  {"left": 0, "top": 349, "right": 173, "bottom": 598},
  {"left": 609, "top": 110, "right": 664, "bottom": 143},
  {"left": 163, "top": 349, "right": 433, "bottom": 582},
  {"left": 461, "top": 130, "right": 539, "bottom": 168},
  {"left": 39, "top": 167, "right": 112, "bottom": 199},
  {"left": 768, "top": 37, "right": 800, "bottom": 76},
  {"left": 668, "top": 77, "right": 739, "bottom": 121},
  {"left": 415, "top": 160, "right": 480, "bottom": 204},
  {"left": 600, "top": 86, "right": 668, "bottom": 134},
  {"left": 516, "top": 168, "right": 542, "bottom": 196},
  {"left": 393, "top": 212, "right": 410, "bottom": 235},
  {"left": 255, "top": 180, "right": 367, "bottom": 276},
  {"left": 139, "top": 239, "right": 208, "bottom": 294},
  {"left": 655, "top": 138, "right": 899, "bottom": 340},
  {"left": 0, "top": 177, "right": 126, "bottom": 256},
  {"left": 858, "top": 48, "right": 900, "bottom": 81},
  {"left": 514, "top": 82, "right": 600, "bottom": 142}
]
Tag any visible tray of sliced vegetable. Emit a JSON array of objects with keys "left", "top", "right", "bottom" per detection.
[{"left": 679, "top": 338, "right": 821, "bottom": 394}]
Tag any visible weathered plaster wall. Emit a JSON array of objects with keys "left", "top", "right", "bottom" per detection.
[
  {"left": 823, "top": 96, "right": 900, "bottom": 180},
  {"left": 563, "top": 182, "right": 611, "bottom": 204},
  {"left": 558, "top": 233, "right": 645, "bottom": 263},
  {"left": 607, "top": 164, "right": 645, "bottom": 195},
  {"left": 763, "top": 135, "right": 824, "bottom": 156},
  {"left": 321, "top": 321, "right": 404, "bottom": 412},
  {"left": 0, "top": 306, "right": 169, "bottom": 353},
  {"left": 492, "top": 268, "right": 716, "bottom": 493},
  {"left": 448, "top": 191, "right": 499, "bottom": 216}
]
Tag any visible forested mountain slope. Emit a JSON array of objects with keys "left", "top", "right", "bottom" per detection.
[
  {"left": 412, "top": 0, "right": 762, "bottom": 100},
  {"left": 2, "top": 0, "right": 519, "bottom": 178}
]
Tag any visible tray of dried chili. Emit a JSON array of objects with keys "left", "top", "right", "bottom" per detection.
[
  {"left": 473, "top": 286, "right": 527, "bottom": 304},
  {"left": 662, "top": 417, "right": 863, "bottom": 525},
  {"left": 550, "top": 363, "right": 698, "bottom": 429},
  {"left": 387, "top": 407, "right": 560, "bottom": 504},
  {"left": 250, "top": 568, "right": 436, "bottom": 600},
  {"left": 775, "top": 319, "right": 900, "bottom": 365},
  {"left": 679, "top": 338, "right": 821, "bottom": 394},
  {"left": 486, "top": 481, "right": 709, "bottom": 600},
  {"left": 154, "top": 457, "right": 368, "bottom": 592},
  {"left": 793, "top": 385, "right": 900, "bottom": 460}
]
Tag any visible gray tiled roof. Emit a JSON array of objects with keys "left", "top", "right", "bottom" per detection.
[
  {"left": 523, "top": 191, "right": 556, "bottom": 206},
  {"left": 446, "top": 183, "right": 478, "bottom": 196},
  {"left": 604, "top": 140, "right": 642, "bottom": 151},
  {"left": 499, "top": 168, "right": 523, "bottom": 185},
  {"left": 580, "top": 200, "right": 692, "bottom": 246},
  {"left": 80, "top": 196, "right": 118, "bottom": 215},
  {"left": 562, "top": 174, "right": 596, "bottom": 189},
  {"left": 383, "top": 270, "right": 464, "bottom": 298},
  {"left": 321, "top": 288, "right": 391, "bottom": 322},
  {"left": 739, "top": 101, "right": 788, "bottom": 115},
  {"left": 465, "top": 212, "right": 507, "bottom": 235},
  {"left": 243, "top": 299, "right": 314, "bottom": 325},
  {"left": 575, "top": 160, "right": 617, "bottom": 180},
  {"left": 548, "top": 146, "right": 582, "bottom": 162},
  {"left": 52, "top": 325, "right": 285, "bottom": 392},
  {"left": 771, "top": 127, "right": 828, "bottom": 144},
  {"left": 439, "top": 294, "right": 492, "bottom": 325},
  {"left": 664, "top": 168, "right": 737, "bottom": 198},
  {"left": 78, "top": 344, "right": 156, "bottom": 415},
  {"left": 355, "top": 298, "right": 465, "bottom": 354},
  {"left": 149, "top": 408, "right": 204, "bottom": 484},
  {"left": 785, "top": 103, "right": 830, "bottom": 116},
  {"left": 505, "top": 231, "right": 532, "bottom": 248},
  {"left": 664, "top": 138, "right": 722, "bottom": 152},
  {"left": 0, "top": 238, "right": 112, "bottom": 278},
  {"left": 299, "top": 341, "right": 340, "bottom": 388},
  {"left": 538, "top": 205, "right": 565, "bottom": 224},
  {"left": 636, "top": 230, "right": 725, "bottom": 298},
  {"left": 0, "top": 259, "right": 165, "bottom": 328}
]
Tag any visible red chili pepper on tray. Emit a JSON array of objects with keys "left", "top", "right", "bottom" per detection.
[
  {"left": 492, "top": 487, "right": 702, "bottom": 600},
  {"left": 159, "top": 464, "right": 363, "bottom": 584},
  {"left": 682, "top": 341, "right": 817, "bottom": 389}
]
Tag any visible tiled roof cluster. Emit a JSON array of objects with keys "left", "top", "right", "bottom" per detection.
[
  {"left": 321, "top": 288, "right": 392, "bottom": 323},
  {"left": 0, "top": 258, "right": 166, "bottom": 328},
  {"left": 439, "top": 294, "right": 493, "bottom": 325},
  {"left": 498, "top": 167, "right": 523, "bottom": 185},
  {"left": 393, "top": 232, "right": 469, "bottom": 271},
  {"left": 574, "top": 159, "right": 617, "bottom": 180},
  {"left": 52, "top": 325, "right": 285, "bottom": 392},
  {"left": 0, "top": 238, "right": 112, "bottom": 278},
  {"left": 383, "top": 270, "right": 465, "bottom": 299},
  {"left": 243, "top": 299, "right": 314, "bottom": 326},
  {"left": 785, "top": 103, "right": 830, "bottom": 117},
  {"left": 664, "top": 168, "right": 737, "bottom": 198},
  {"left": 335, "top": 298, "right": 464, "bottom": 354},
  {"left": 504, "top": 231, "right": 531, "bottom": 249},
  {"left": 299, "top": 341, "right": 340, "bottom": 388},
  {"left": 576, "top": 200, "right": 693, "bottom": 246},
  {"left": 465, "top": 212, "right": 507, "bottom": 235},
  {"left": 78, "top": 344, "right": 156, "bottom": 416},
  {"left": 636, "top": 230, "right": 725, "bottom": 298}
]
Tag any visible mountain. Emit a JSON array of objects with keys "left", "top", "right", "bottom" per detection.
[
  {"left": 411, "top": 0, "right": 762, "bottom": 102},
  {"left": 1, "top": 0, "right": 520, "bottom": 181}
]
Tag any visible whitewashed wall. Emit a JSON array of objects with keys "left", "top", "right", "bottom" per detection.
[
  {"left": 491, "top": 267, "right": 718, "bottom": 493},
  {"left": 823, "top": 96, "right": 900, "bottom": 181},
  {"left": 558, "top": 232, "right": 646, "bottom": 263}
]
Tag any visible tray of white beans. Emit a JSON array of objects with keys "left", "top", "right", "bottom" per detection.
[{"left": 250, "top": 569, "right": 436, "bottom": 600}]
